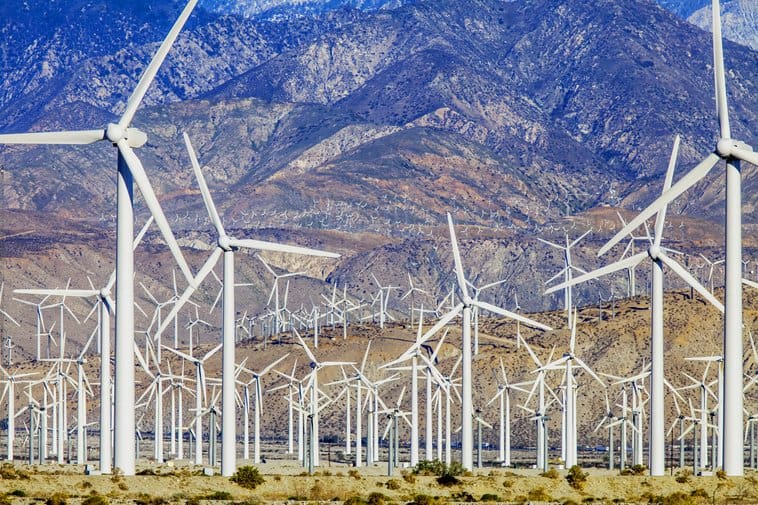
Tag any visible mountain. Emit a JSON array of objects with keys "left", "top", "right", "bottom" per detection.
[
  {"left": 204, "top": 0, "right": 409, "bottom": 19},
  {"left": 688, "top": 0, "right": 758, "bottom": 50},
  {"left": 655, "top": 0, "right": 709, "bottom": 17},
  {"left": 0, "top": 0, "right": 756, "bottom": 318}
]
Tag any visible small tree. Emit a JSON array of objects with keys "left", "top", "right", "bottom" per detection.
[{"left": 230, "top": 465, "right": 265, "bottom": 490}]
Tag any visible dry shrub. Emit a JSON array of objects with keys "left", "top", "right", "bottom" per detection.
[
  {"left": 0, "top": 464, "right": 18, "bottom": 480},
  {"left": 385, "top": 479, "right": 401, "bottom": 490},
  {"left": 344, "top": 495, "right": 368, "bottom": 505},
  {"left": 675, "top": 469, "right": 692, "bottom": 483},
  {"left": 401, "top": 469, "right": 416, "bottom": 484},
  {"left": 45, "top": 493, "right": 68, "bottom": 505},
  {"left": 540, "top": 468, "right": 560, "bottom": 479},
  {"left": 309, "top": 480, "right": 326, "bottom": 501},
  {"left": 348, "top": 469, "right": 361, "bottom": 480},
  {"left": 566, "top": 465, "right": 588, "bottom": 490},
  {"left": 527, "top": 487, "right": 552, "bottom": 502},
  {"left": 367, "top": 491, "right": 387, "bottom": 505},
  {"left": 409, "top": 494, "right": 443, "bottom": 505},
  {"left": 81, "top": 494, "right": 108, "bottom": 505}
]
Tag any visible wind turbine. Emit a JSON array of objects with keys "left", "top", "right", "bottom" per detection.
[
  {"left": 15, "top": 216, "right": 153, "bottom": 473},
  {"left": 0, "top": 284, "right": 21, "bottom": 333},
  {"left": 163, "top": 343, "right": 222, "bottom": 466},
  {"left": 546, "top": 136, "right": 724, "bottom": 476},
  {"left": 444, "top": 213, "right": 552, "bottom": 470},
  {"left": 0, "top": 0, "right": 200, "bottom": 474},
  {"left": 296, "top": 331, "right": 353, "bottom": 467},
  {"left": 239, "top": 353, "right": 290, "bottom": 464},
  {"left": 539, "top": 309, "right": 604, "bottom": 468},
  {"left": 597, "top": 0, "right": 757, "bottom": 475},
  {"left": 151, "top": 134, "right": 338, "bottom": 476},
  {"left": 538, "top": 230, "right": 591, "bottom": 329},
  {"left": 0, "top": 367, "right": 37, "bottom": 461},
  {"left": 486, "top": 358, "right": 531, "bottom": 467}
]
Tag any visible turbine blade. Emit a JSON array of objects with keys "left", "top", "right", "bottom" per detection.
[
  {"left": 229, "top": 239, "right": 339, "bottom": 258},
  {"left": 14, "top": 289, "right": 97, "bottom": 298},
  {"left": 183, "top": 133, "right": 225, "bottom": 238},
  {"left": 731, "top": 146, "right": 758, "bottom": 166},
  {"left": 597, "top": 154, "right": 720, "bottom": 256},
  {"left": 711, "top": 0, "right": 730, "bottom": 139},
  {"left": 118, "top": 142, "right": 194, "bottom": 284},
  {"left": 653, "top": 135, "right": 680, "bottom": 248},
  {"left": 659, "top": 252, "right": 724, "bottom": 313},
  {"left": 545, "top": 252, "right": 647, "bottom": 295},
  {"left": 118, "top": 0, "right": 198, "bottom": 128},
  {"left": 0, "top": 130, "right": 104, "bottom": 145},
  {"left": 154, "top": 247, "right": 222, "bottom": 341},
  {"left": 474, "top": 300, "right": 552, "bottom": 331},
  {"left": 447, "top": 213, "right": 470, "bottom": 302}
]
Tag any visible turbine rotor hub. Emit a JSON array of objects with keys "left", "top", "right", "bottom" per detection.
[
  {"left": 106, "top": 123, "right": 125, "bottom": 143},
  {"left": 218, "top": 235, "right": 233, "bottom": 251},
  {"left": 648, "top": 244, "right": 661, "bottom": 260}
]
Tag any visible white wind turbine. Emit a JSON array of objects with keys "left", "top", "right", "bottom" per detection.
[
  {"left": 538, "top": 309, "right": 604, "bottom": 468},
  {"left": 296, "top": 332, "right": 353, "bottom": 466},
  {"left": 443, "top": 213, "right": 552, "bottom": 470},
  {"left": 699, "top": 254, "right": 725, "bottom": 294},
  {"left": 152, "top": 133, "right": 338, "bottom": 476},
  {"left": 547, "top": 136, "right": 725, "bottom": 476},
  {"left": 0, "top": 367, "right": 38, "bottom": 461},
  {"left": 162, "top": 343, "right": 221, "bottom": 466},
  {"left": 259, "top": 256, "right": 304, "bottom": 336},
  {"left": 0, "top": 0, "right": 200, "bottom": 474},
  {"left": 538, "top": 230, "right": 591, "bottom": 329},
  {"left": 486, "top": 358, "right": 531, "bottom": 467},
  {"left": 0, "top": 284, "right": 21, "bottom": 334},
  {"left": 15, "top": 216, "right": 153, "bottom": 473},
  {"left": 239, "top": 353, "right": 290, "bottom": 464},
  {"left": 597, "top": 0, "right": 757, "bottom": 475}
]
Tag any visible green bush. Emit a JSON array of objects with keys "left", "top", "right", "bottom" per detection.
[
  {"left": 566, "top": 465, "right": 588, "bottom": 490},
  {"left": 409, "top": 495, "right": 442, "bottom": 505},
  {"left": 204, "top": 491, "right": 233, "bottom": 500},
  {"left": 480, "top": 494, "right": 501, "bottom": 502},
  {"left": 230, "top": 465, "right": 265, "bottom": 490},
  {"left": 412, "top": 460, "right": 446, "bottom": 476},
  {"left": 8, "top": 490, "right": 26, "bottom": 497}
]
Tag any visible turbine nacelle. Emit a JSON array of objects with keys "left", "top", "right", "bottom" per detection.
[
  {"left": 716, "top": 138, "right": 753, "bottom": 159},
  {"left": 105, "top": 123, "right": 147, "bottom": 147}
]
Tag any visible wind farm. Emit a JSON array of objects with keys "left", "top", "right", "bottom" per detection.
[{"left": 0, "top": 0, "right": 756, "bottom": 502}]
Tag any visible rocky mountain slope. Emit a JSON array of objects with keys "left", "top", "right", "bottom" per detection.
[
  {"left": 0, "top": 0, "right": 756, "bottom": 324},
  {"left": 689, "top": 0, "right": 758, "bottom": 50}
]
